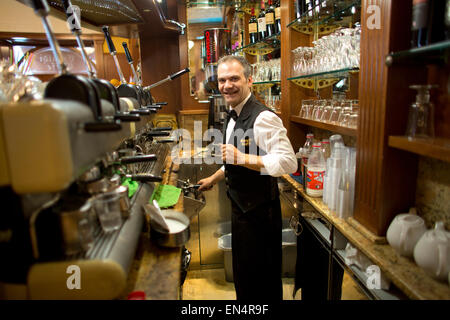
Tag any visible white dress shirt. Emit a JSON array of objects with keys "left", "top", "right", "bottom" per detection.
[{"left": 221, "top": 93, "right": 298, "bottom": 177}]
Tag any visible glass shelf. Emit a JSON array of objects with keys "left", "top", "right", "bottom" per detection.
[
  {"left": 253, "top": 80, "right": 281, "bottom": 85},
  {"left": 291, "top": 115, "right": 357, "bottom": 137},
  {"left": 233, "top": 33, "right": 281, "bottom": 56},
  {"left": 385, "top": 40, "right": 450, "bottom": 66},
  {"left": 288, "top": 67, "right": 359, "bottom": 90},
  {"left": 252, "top": 80, "right": 281, "bottom": 94},
  {"left": 287, "top": 0, "right": 361, "bottom": 35}
]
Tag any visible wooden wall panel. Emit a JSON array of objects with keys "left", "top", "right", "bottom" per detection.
[
  {"left": 354, "top": 0, "right": 419, "bottom": 236},
  {"left": 281, "top": 0, "right": 307, "bottom": 152},
  {"left": 140, "top": 34, "right": 182, "bottom": 115}
]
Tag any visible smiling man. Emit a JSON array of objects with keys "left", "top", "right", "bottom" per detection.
[{"left": 198, "top": 55, "right": 297, "bottom": 301}]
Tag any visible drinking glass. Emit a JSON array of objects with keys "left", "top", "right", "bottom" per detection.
[
  {"left": 329, "top": 105, "right": 342, "bottom": 124},
  {"left": 92, "top": 192, "right": 123, "bottom": 232},
  {"left": 304, "top": 99, "right": 315, "bottom": 119},
  {"left": 320, "top": 100, "right": 334, "bottom": 123},
  {"left": 348, "top": 113, "right": 359, "bottom": 129},
  {"left": 313, "top": 100, "right": 326, "bottom": 121},
  {"left": 338, "top": 101, "right": 352, "bottom": 126}
]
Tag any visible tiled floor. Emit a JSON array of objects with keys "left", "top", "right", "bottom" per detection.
[{"left": 181, "top": 268, "right": 367, "bottom": 300}]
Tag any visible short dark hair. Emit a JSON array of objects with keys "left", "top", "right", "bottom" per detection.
[{"left": 217, "top": 55, "right": 252, "bottom": 79}]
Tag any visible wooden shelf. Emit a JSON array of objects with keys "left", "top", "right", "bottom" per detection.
[
  {"left": 290, "top": 115, "right": 357, "bottom": 137},
  {"left": 388, "top": 136, "right": 450, "bottom": 163}
]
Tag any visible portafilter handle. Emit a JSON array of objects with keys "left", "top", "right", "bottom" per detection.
[
  {"left": 119, "top": 154, "right": 157, "bottom": 164},
  {"left": 144, "top": 68, "right": 190, "bottom": 90},
  {"left": 102, "top": 26, "right": 127, "bottom": 84},
  {"left": 122, "top": 42, "right": 140, "bottom": 85},
  {"left": 125, "top": 173, "right": 163, "bottom": 183}
]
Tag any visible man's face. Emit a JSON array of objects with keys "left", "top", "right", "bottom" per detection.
[{"left": 217, "top": 60, "right": 253, "bottom": 107}]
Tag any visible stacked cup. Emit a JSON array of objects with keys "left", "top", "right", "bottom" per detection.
[{"left": 336, "top": 147, "right": 357, "bottom": 219}]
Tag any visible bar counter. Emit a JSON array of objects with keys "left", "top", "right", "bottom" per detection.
[
  {"left": 282, "top": 174, "right": 450, "bottom": 300},
  {"left": 121, "top": 157, "right": 183, "bottom": 300}
]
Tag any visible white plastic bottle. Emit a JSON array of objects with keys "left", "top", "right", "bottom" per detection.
[
  {"left": 306, "top": 143, "right": 326, "bottom": 198},
  {"left": 301, "top": 133, "right": 314, "bottom": 188}
]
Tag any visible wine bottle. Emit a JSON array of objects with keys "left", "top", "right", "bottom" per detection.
[
  {"left": 411, "top": 0, "right": 430, "bottom": 48},
  {"left": 446, "top": 0, "right": 450, "bottom": 40},
  {"left": 295, "top": 0, "right": 301, "bottom": 19},
  {"left": 427, "top": 0, "right": 446, "bottom": 44},
  {"left": 266, "top": 0, "right": 276, "bottom": 37},
  {"left": 249, "top": 7, "right": 259, "bottom": 44},
  {"left": 275, "top": 0, "right": 281, "bottom": 33},
  {"left": 258, "top": 1, "right": 267, "bottom": 40}
]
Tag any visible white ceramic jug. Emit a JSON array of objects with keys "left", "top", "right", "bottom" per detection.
[
  {"left": 413, "top": 221, "right": 450, "bottom": 282},
  {"left": 386, "top": 209, "right": 427, "bottom": 258}
]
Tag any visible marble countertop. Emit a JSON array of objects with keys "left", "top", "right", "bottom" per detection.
[
  {"left": 121, "top": 157, "right": 183, "bottom": 300},
  {"left": 282, "top": 174, "right": 450, "bottom": 300}
]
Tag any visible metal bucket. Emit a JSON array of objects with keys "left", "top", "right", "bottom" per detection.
[{"left": 150, "top": 210, "right": 190, "bottom": 247}]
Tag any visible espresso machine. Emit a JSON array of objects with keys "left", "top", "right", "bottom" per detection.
[
  {"left": 0, "top": 0, "right": 184, "bottom": 300},
  {"left": 203, "top": 28, "right": 231, "bottom": 131}
]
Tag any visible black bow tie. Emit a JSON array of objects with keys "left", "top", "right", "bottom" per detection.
[{"left": 227, "top": 109, "right": 238, "bottom": 121}]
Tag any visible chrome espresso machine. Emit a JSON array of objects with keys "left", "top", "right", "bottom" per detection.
[
  {"left": 0, "top": 0, "right": 188, "bottom": 299},
  {"left": 204, "top": 28, "right": 231, "bottom": 131}
]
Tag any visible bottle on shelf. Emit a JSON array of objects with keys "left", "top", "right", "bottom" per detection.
[
  {"left": 446, "top": 0, "right": 450, "bottom": 40},
  {"left": 405, "top": 84, "right": 437, "bottom": 139},
  {"left": 258, "top": 0, "right": 267, "bottom": 40},
  {"left": 410, "top": 0, "right": 438, "bottom": 48},
  {"left": 295, "top": 0, "right": 304, "bottom": 19},
  {"left": 275, "top": 0, "right": 281, "bottom": 34},
  {"left": 306, "top": 143, "right": 326, "bottom": 198},
  {"left": 294, "top": 148, "right": 303, "bottom": 177},
  {"left": 306, "top": 0, "right": 314, "bottom": 18},
  {"left": 266, "top": 0, "right": 277, "bottom": 37},
  {"left": 249, "top": 7, "right": 259, "bottom": 44},
  {"left": 427, "top": 0, "right": 447, "bottom": 44},
  {"left": 301, "top": 133, "right": 314, "bottom": 190},
  {"left": 314, "top": 0, "right": 321, "bottom": 15}
]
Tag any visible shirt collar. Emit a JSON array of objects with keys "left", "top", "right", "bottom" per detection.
[{"left": 230, "top": 92, "right": 251, "bottom": 117}]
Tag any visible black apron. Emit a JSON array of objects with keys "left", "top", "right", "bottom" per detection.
[{"left": 224, "top": 96, "right": 282, "bottom": 300}]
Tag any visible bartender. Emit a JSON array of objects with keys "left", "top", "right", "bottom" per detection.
[{"left": 198, "top": 55, "right": 297, "bottom": 300}]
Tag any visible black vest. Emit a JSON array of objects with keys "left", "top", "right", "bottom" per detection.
[{"left": 224, "top": 95, "right": 279, "bottom": 213}]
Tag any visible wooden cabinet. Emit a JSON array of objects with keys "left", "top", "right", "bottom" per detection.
[{"left": 280, "top": 0, "right": 449, "bottom": 238}]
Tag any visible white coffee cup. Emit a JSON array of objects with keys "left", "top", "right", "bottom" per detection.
[
  {"left": 386, "top": 209, "right": 427, "bottom": 258},
  {"left": 414, "top": 221, "right": 450, "bottom": 282}
]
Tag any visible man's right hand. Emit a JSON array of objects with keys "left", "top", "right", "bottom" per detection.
[{"left": 197, "top": 177, "right": 215, "bottom": 191}]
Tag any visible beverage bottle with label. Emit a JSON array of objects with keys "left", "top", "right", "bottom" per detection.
[
  {"left": 275, "top": 0, "right": 281, "bottom": 34},
  {"left": 293, "top": 148, "right": 303, "bottom": 177},
  {"left": 302, "top": 134, "right": 313, "bottom": 180},
  {"left": 266, "top": 0, "right": 276, "bottom": 37},
  {"left": 306, "top": 143, "right": 326, "bottom": 198},
  {"left": 249, "top": 7, "right": 259, "bottom": 44},
  {"left": 301, "top": 133, "right": 314, "bottom": 189},
  {"left": 258, "top": 1, "right": 267, "bottom": 40}
]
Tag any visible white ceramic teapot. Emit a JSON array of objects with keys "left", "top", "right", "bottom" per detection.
[
  {"left": 386, "top": 208, "right": 427, "bottom": 258},
  {"left": 413, "top": 221, "right": 450, "bottom": 282}
]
